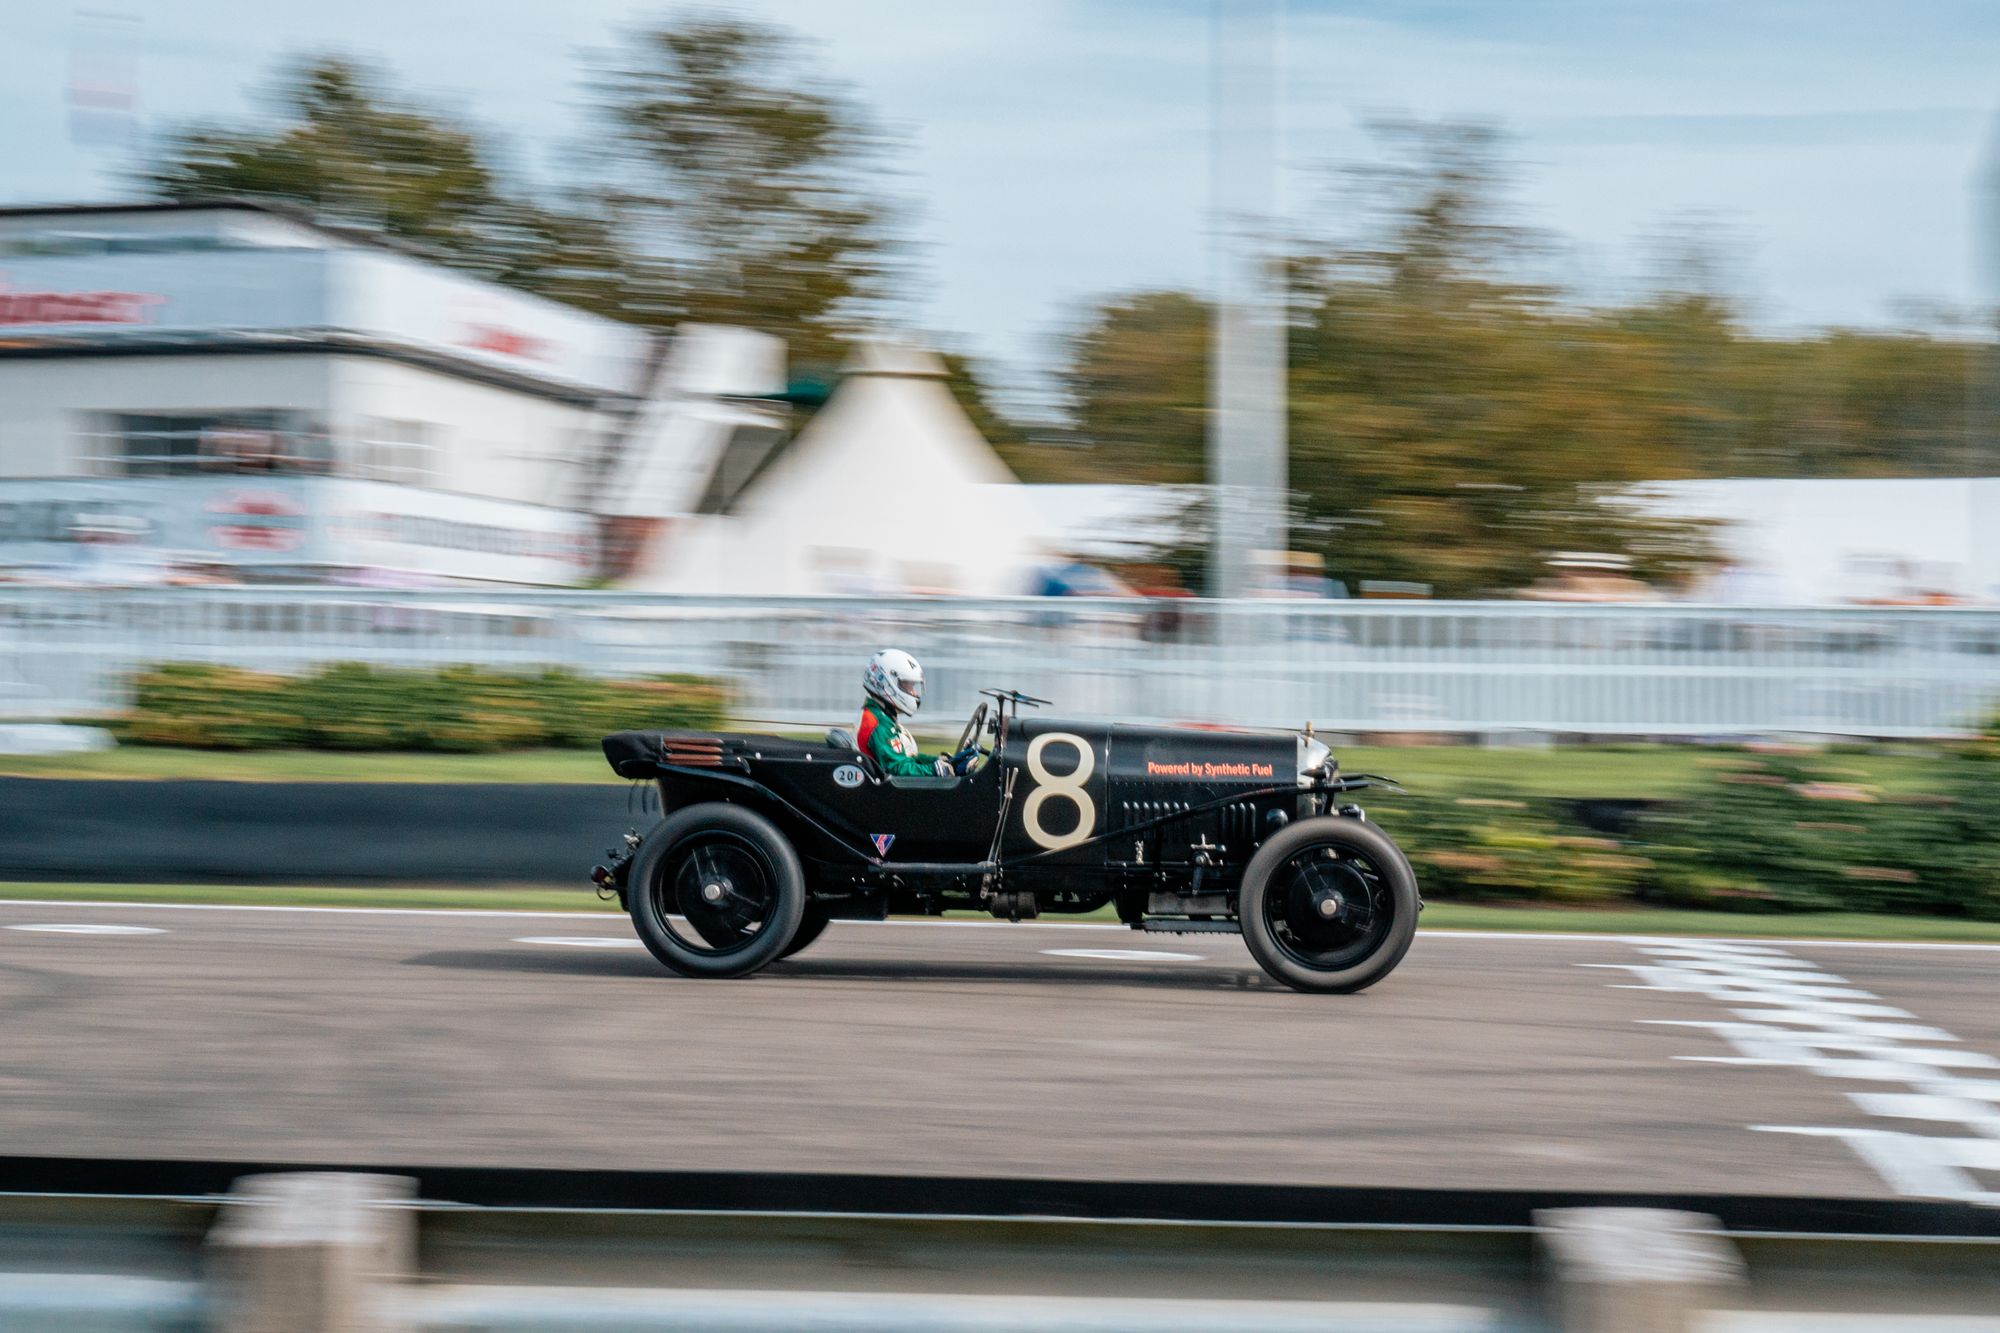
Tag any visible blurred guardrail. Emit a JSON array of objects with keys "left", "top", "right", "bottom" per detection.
[
  {"left": 3, "top": 1162, "right": 1998, "bottom": 1333},
  {"left": 6, "top": 587, "right": 2000, "bottom": 737}
]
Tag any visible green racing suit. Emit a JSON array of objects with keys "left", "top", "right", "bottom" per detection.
[{"left": 856, "top": 698, "right": 945, "bottom": 777}]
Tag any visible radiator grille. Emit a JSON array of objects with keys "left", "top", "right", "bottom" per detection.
[{"left": 1119, "top": 799, "right": 1260, "bottom": 855}]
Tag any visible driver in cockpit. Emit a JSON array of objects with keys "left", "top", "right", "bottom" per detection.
[{"left": 858, "top": 649, "right": 977, "bottom": 778}]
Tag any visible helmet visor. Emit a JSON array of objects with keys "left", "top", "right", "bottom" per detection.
[{"left": 897, "top": 671, "right": 923, "bottom": 703}]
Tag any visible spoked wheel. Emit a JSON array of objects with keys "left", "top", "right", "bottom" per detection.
[
  {"left": 1239, "top": 816, "right": 1419, "bottom": 993},
  {"left": 627, "top": 804, "right": 804, "bottom": 978}
]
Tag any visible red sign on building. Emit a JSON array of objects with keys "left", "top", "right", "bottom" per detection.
[
  {"left": 205, "top": 489, "right": 308, "bottom": 552},
  {"left": 461, "top": 323, "right": 546, "bottom": 361},
  {"left": 0, "top": 274, "right": 163, "bottom": 326}
]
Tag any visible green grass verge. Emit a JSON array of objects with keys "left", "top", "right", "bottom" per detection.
[
  {"left": 3, "top": 881, "right": 1998, "bottom": 941},
  {"left": 1337, "top": 743, "right": 1944, "bottom": 800},
  {"left": 1, "top": 740, "right": 1948, "bottom": 799},
  {"left": 0, "top": 882, "right": 620, "bottom": 912}
]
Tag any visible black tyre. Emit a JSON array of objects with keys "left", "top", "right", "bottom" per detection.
[
  {"left": 627, "top": 803, "right": 805, "bottom": 979},
  {"left": 778, "top": 905, "right": 832, "bottom": 960},
  {"left": 1238, "top": 816, "right": 1419, "bottom": 994}
]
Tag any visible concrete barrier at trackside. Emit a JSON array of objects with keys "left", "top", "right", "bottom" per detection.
[
  {"left": 208, "top": 1173, "right": 415, "bottom": 1333},
  {"left": 0, "top": 777, "right": 648, "bottom": 886},
  {"left": 1536, "top": 1208, "right": 1746, "bottom": 1333},
  {"left": 0, "top": 1172, "right": 1992, "bottom": 1332}
]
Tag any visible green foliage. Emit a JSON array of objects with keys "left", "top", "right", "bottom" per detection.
[
  {"left": 1367, "top": 794, "right": 1650, "bottom": 905},
  {"left": 115, "top": 663, "right": 308, "bottom": 751},
  {"left": 143, "top": 58, "right": 636, "bottom": 321},
  {"left": 1919, "top": 710, "right": 2000, "bottom": 917},
  {"left": 585, "top": 13, "right": 904, "bottom": 361},
  {"left": 1374, "top": 723, "right": 2000, "bottom": 921},
  {"left": 141, "top": 18, "right": 905, "bottom": 354},
  {"left": 1639, "top": 753, "right": 1969, "bottom": 915},
  {"left": 119, "top": 663, "right": 726, "bottom": 754},
  {"left": 1059, "top": 291, "right": 1213, "bottom": 486}
]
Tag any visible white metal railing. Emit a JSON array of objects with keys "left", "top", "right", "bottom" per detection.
[{"left": 4, "top": 587, "right": 2000, "bottom": 737}]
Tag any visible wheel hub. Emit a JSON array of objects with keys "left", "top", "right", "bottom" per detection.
[
  {"left": 1281, "top": 858, "right": 1374, "bottom": 948},
  {"left": 665, "top": 838, "right": 775, "bottom": 953}
]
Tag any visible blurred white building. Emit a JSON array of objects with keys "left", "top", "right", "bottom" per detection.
[
  {"left": 0, "top": 200, "right": 644, "bottom": 585},
  {"left": 1634, "top": 477, "right": 2000, "bottom": 605},
  {"left": 0, "top": 199, "right": 1108, "bottom": 595}
]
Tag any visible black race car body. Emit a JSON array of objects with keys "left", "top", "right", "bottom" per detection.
[{"left": 596, "top": 692, "right": 1421, "bottom": 992}]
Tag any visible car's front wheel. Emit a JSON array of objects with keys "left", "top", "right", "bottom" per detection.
[
  {"left": 627, "top": 803, "right": 805, "bottom": 979},
  {"left": 1238, "top": 816, "right": 1419, "bottom": 993}
]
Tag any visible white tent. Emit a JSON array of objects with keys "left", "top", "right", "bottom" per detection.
[{"left": 621, "top": 342, "right": 1048, "bottom": 596}]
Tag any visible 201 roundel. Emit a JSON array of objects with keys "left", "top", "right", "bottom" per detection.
[{"left": 833, "top": 764, "right": 865, "bottom": 788}]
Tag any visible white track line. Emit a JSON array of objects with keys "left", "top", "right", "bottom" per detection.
[
  {"left": 2, "top": 899, "right": 1998, "bottom": 950},
  {"left": 0, "top": 900, "right": 1119, "bottom": 926},
  {"left": 1427, "top": 931, "right": 2000, "bottom": 952},
  {"left": 0, "top": 899, "right": 621, "bottom": 920},
  {"left": 515, "top": 936, "right": 646, "bottom": 948},
  {"left": 1042, "top": 948, "right": 1206, "bottom": 962}
]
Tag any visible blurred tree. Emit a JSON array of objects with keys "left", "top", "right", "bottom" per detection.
[
  {"left": 937, "top": 351, "right": 1027, "bottom": 463},
  {"left": 145, "top": 18, "right": 909, "bottom": 357},
  {"left": 1041, "top": 119, "right": 1980, "bottom": 596},
  {"left": 586, "top": 14, "right": 904, "bottom": 363},
  {"left": 143, "top": 57, "right": 635, "bottom": 318},
  {"left": 1060, "top": 290, "right": 1212, "bottom": 484},
  {"left": 1783, "top": 330, "right": 1982, "bottom": 478}
]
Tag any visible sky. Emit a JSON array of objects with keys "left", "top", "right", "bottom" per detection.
[{"left": 2, "top": 0, "right": 1997, "bottom": 393}]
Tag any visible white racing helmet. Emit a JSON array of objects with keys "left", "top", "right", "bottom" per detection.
[{"left": 863, "top": 648, "right": 925, "bottom": 716}]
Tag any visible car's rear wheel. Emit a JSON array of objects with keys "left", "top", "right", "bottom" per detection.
[
  {"left": 627, "top": 803, "right": 804, "bottom": 979},
  {"left": 1238, "top": 816, "right": 1418, "bottom": 994},
  {"left": 778, "top": 905, "right": 832, "bottom": 959}
]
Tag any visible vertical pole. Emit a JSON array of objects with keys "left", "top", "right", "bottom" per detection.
[
  {"left": 1980, "top": 111, "right": 2000, "bottom": 477},
  {"left": 1209, "top": 0, "right": 1288, "bottom": 599},
  {"left": 1972, "top": 112, "right": 2000, "bottom": 602}
]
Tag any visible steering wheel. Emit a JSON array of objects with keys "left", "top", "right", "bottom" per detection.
[{"left": 953, "top": 702, "right": 991, "bottom": 772}]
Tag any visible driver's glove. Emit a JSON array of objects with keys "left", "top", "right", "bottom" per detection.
[
  {"left": 933, "top": 756, "right": 956, "bottom": 777},
  {"left": 949, "top": 745, "right": 979, "bottom": 776}
]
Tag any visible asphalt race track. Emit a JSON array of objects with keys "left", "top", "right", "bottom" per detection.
[{"left": 4, "top": 899, "right": 1999, "bottom": 1203}]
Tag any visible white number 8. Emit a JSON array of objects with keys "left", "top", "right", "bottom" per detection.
[{"left": 1023, "top": 732, "right": 1096, "bottom": 851}]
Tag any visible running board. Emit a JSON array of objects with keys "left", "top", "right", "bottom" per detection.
[{"left": 1132, "top": 920, "right": 1242, "bottom": 935}]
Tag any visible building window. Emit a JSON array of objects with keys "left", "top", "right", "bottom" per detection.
[
  {"left": 85, "top": 411, "right": 332, "bottom": 476},
  {"left": 354, "top": 418, "right": 439, "bottom": 487}
]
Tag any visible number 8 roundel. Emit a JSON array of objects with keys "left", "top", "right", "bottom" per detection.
[{"left": 1022, "top": 732, "right": 1096, "bottom": 851}]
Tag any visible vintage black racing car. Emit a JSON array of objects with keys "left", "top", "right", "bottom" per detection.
[{"left": 593, "top": 689, "right": 1419, "bottom": 992}]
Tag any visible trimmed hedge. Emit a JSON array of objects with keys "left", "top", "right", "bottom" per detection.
[
  {"left": 119, "top": 662, "right": 726, "bottom": 753},
  {"left": 1369, "top": 721, "right": 2000, "bottom": 920},
  {"left": 1368, "top": 794, "right": 1652, "bottom": 906}
]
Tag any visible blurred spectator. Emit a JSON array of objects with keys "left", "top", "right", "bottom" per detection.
[
  {"left": 1518, "top": 553, "right": 1662, "bottom": 602},
  {"left": 1252, "top": 550, "right": 1347, "bottom": 599},
  {"left": 1028, "top": 562, "right": 1132, "bottom": 598}
]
